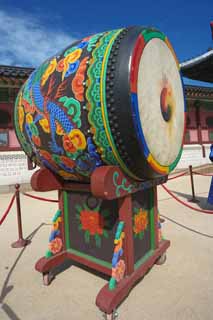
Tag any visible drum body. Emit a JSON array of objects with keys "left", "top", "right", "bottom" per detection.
[{"left": 14, "top": 26, "right": 185, "bottom": 182}]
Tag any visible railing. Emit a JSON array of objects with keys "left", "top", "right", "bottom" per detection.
[
  {"left": 0, "top": 166, "right": 212, "bottom": 248},
  {"left": 0, "top": 184, "right": 58, "bottom": 248}
]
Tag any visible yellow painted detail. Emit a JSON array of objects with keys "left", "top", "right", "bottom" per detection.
[{"left": 147, "top": 154, "right": 169, "bottom": 174}]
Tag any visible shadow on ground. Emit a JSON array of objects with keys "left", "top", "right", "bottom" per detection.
[
  {"left": 0, "top": 223, "right": 49, "bottom": 320},
  {"left": 52, "top": 258, "right": 110, "bottom": 282},
  {"left": 170, "top": 189, "right": 213, "bottom": 211},
  {"left": 161, "top": 214, "right": 213, "bottom": 239}
]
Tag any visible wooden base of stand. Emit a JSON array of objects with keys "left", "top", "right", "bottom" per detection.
[
  {"left": 35, "top": 240, "right": 169, "bottom": 308},
  {"left": 35, "top": 251, "right": 67, "bottom": 274},
  {"left": 31, "top": 167, "right": 170, "bottom": 315},
  {"left": 96, "top": 240, "right": 170, "bottom": 315},
  {"left": 35, "top": 250, "right": 112, "bottom": 285}
]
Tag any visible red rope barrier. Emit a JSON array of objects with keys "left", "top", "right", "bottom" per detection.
[
  {"left": 161, "top": 184, "right": 213, "bottom": 214},
  {"left": 168, "top": 171, "right": 188, "bottom": 180},
  {"left": 22, "top": 192, "right": 59, "bottom": 203},
  {"left": 0, "top": 194, "right": 16, "bottom": 226},
  {"left": 192, "top": 170, "right": 213, "bottom": 177}
]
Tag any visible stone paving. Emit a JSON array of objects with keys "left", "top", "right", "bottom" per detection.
[{"left": 0, "top": 173, "right": 213, "bottom": 320}]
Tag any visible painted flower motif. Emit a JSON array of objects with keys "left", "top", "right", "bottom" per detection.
[
  {"left": 63, "top": 134, "right": 77, "bottom": 153},
  {"left": 71, "top": 56, "right": 89, "bottom": 102},
  {"left": 64, "top": 46, "right": 77, "bottom": 57},
  {"left": 63, "top": 129, "right": 86, "bottom": 153},
  {"left": 69, "top": 129, "right": 86, "bottom": 150},
  {"left": 18, "top": 106, "right": 25, "bottom": 132},
  {"left": 61, "top": 49, "right": 82, "bottom": 80},
  {"left": 41, "top": 58, "right": 57, "bottom": 86},
  {"left": 52, "top": 217, "right": 62, "bottom": 231},
  {"left": 72, "top": 73, "right": 85, "bottom": 101},
  {"left": 39, "top": 150, "right": 58, "bottom": 169},
  {"left": 112, "top": 259, "right": 125, "bottom": 282},
  {"left": 60, "top": 156, "right": 75, "bottom": 168},
  {"left": 22, "top": 99, "right": 35, "bottom": 113},
  {"left": 48, "top": 237, "right": 62, "bottom": 254},
  {"left": 39, "top": 150, "right": 52, "bottom": 161},
  {"left": 32, "top": 135, "right": 41, "bottom": 146},
  {"left": 64, "top": 61, "right": 80, "bottom": 78},
  {"left": 78, "top": 56, "right": 89, "bottom": 74},
  {"left": 56, "top": 58, "right": 65, "bottom": 72},
  {"left": 65, "top": 49, "right": 82, "bottom": 64},
  {"left": 26, "top": 113, "right": 33, "bottom": 124},
  {"left": 133, "top": 209, "right": 148, "bottom": 235},
  {"left": 39, "top": 118, "right": 50, "bottom": 133},
  {"left": 80, "top": 210, "right": 104, "bottom": 236}
]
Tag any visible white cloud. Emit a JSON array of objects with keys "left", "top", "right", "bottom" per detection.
[{"left": 0, "top": 10, "right": 76, "bottom": 67}]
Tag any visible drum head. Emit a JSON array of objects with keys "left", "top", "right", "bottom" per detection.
[{"left": 129, "top": 30, "right": 185, "bottom": 176}]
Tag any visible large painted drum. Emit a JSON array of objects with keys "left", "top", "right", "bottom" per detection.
[{"left": 14, "top": 26, "right": 185, "bottom": 182}]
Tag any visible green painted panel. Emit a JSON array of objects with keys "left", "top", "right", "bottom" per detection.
[
  {"left": 63, "top": 191, "right": 71, "bottom": 250},
  {"left": 68, "top": 248, "right": 111, "bottom": 269},
  {"left": 149, "top": 189, "right": 155, "bottom": 250},
  {"left": 134, "top": 249, "right": 154, "bottom": 269}
]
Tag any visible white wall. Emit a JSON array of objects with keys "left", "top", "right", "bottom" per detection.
[
  {"left": 177, "top": 144, "right": 211, "bottom": 169},
  {"left": 0, "top": 145, "right": 211, "bottom": 187},
  {"left": 0, "top": 151, "right": 36, "bottom": 186}
]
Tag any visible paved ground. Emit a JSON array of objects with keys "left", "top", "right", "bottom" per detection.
[{"left": 0, "top": 173, "right": 213, "bottom": 320}]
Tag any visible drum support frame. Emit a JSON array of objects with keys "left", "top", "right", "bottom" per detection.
[{"left": 31, "top": 166, "right": 170, "bottom": 314}]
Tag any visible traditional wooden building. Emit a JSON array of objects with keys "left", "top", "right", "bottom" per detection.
[
  {"left": 0, "top": 65, "right": 33, "bottom": 150},
  {"left": 178, "top": 47, "right": 213, "bottom": 168},
  {"left": 184, "top": 85, "right": 213, "bottom": 147},
  {"left": 0, "top": 65, "right": 34, "bottom": 188},
  {"left": 0, "top": 53, "right": 213, "bottom": 187}
]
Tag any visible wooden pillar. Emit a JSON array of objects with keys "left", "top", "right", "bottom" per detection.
[{"left": 195, "top": 100, "right": 205, "bottom": 157}]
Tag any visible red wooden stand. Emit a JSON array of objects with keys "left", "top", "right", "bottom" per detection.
[
  {"left": 96, "top": 240, "right": 169, "bottom": 315},
  {"left": 31, "top": 166, "right": 169, "bottom": 318}
]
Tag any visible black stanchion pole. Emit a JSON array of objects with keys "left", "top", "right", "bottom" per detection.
[
  {"left": 188, "top": 165, "right": 199, "bottom": 203},
  {"left": 11, "top": 184, "right": 31, "bottom": 248}
]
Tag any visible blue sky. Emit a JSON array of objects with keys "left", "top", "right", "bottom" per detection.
[{"left": 0, "top": 0, "right": 213, "bottom": 86}]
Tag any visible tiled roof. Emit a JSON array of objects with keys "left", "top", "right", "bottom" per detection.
[
  {"left": 0, "top": 65, "right": 34, "bottom": 78},
  {"left": 180, "top": 49, "right": 213, "bottom": 83},
  {"left": 0, "top": 65, "right": 212, "bottom": 101},
  {"left": 184, "top": 85, "right": 213, "bottom": 99}
]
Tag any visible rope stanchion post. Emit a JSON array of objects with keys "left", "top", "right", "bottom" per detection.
[
  {"left": 188, "top": 165, "right": 199, "bottom": 203},
  {"left": 11, "top": 184, "right": 31, "bottom": 248}
]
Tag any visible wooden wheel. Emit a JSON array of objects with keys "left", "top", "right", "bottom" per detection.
[
  {"left": 156, "top": 252, "right": 167, "bottom": 265},
  {"left": 42, "top": 272, "right": 54, "bottom": 286}
]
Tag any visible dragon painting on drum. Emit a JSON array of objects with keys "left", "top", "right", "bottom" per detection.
[
  {"left": 14, "top": 27, "right": 185, "bottom": 182},
  {"left": 14, "top": 26, "right": 185, "bottom": 319}
]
